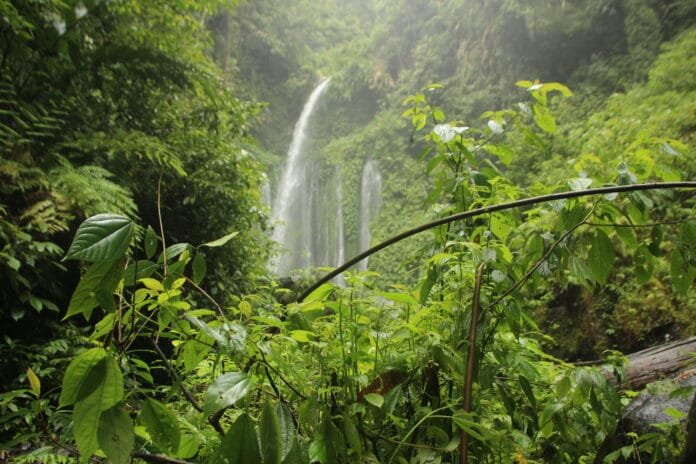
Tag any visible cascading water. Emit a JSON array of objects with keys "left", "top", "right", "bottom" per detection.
[
  {"left": 357, "top": 158, "right": 382, "bottom": 271},
  {"left": 271, "top": 78, "right": 336, "bottom": 276}
]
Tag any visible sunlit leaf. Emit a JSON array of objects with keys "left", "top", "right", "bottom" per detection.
[
  {"left": 139, "top": 398, "right": 180, "bottom": 454},
  {"left": 202, "top": 231, "right": 239, "bottom": 248},
  {"left": 203, "top": 372, "right": 254, "bottom": 415},
  {"left": 144, "top": 226, "right": 159, "bottom": 260},
  {"left": 65, "top": 259, "right": 124, "bottom": 320},
  {"left": 588, "top": 230, "right": 615, "bottom": 284},
  {"left": 60, "top": 347, "right": 107, "bottom": 407},
  {"left": 27, "top": 368, "right": 40, "bottom": 397},
  {"left": 64, "top": 214, "right": 134, "bottom": 262},
  {"left": 363, "top": 393, "right": 384, "bottom": 409},
  {"left": 98, "top": 405, "right": 133, "bottom": 464},
  {"left": 276, "top": 403, "right": 296, "bottom": 461},
  {"left": 260, "top": 401, "right": 282, "bottom": 464}
]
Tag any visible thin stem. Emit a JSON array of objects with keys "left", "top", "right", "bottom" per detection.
[
  {"left": 185, "top": 276, "right": 225, "bottom": 318},
  {"left": 297, "top": 181, "right": 696, "bottom": 302},
  {"left": 585, "top": 217, "right": 695, "bottom": 228},
  {"left": 386, "top": 405, "right": 458, "bottom": 464}
]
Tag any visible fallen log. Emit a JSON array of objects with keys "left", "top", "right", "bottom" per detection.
[{"left": 616, "top": 336, "right": 696, "bottom": 390}]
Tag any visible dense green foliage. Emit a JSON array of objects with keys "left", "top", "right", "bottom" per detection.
[
  {"left": 1, "top": 0, "right": 695, "bottom": 463},
  {"left": 237, "top": 0, "right": 696, "bottom": 354}
]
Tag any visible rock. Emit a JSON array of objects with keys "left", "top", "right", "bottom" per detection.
[
  {"left": 595, "top": 372, "right": 696, "bottom": 463},
  {"left": 622, "top": 375, "right": 696, "bottom": 436}
]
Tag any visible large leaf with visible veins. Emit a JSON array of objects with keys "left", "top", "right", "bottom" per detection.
[{"left": 64, "top": 214, "right": 134, "bottom": 262}]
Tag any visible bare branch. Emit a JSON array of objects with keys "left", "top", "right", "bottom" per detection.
[{"left": 298, "top": 181, "right": 696, "bottom": 302}]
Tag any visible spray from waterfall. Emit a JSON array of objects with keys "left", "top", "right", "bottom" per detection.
[{"left": 357, "top": 158, "right": 382, "bottom": 272}]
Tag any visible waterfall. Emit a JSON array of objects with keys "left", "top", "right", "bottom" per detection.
[
  {"left": 357, "top": 158, "right": 382, "bottom": 272},
  {"left": 271, "top": 78, "right": 332, "bottom": 275}
]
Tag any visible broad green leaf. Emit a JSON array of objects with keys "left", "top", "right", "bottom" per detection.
[
  {"left": 343, "top": 413, "right": 361, "bottom": 457},
  {"left": 540, "top": 82, "right": 573, "bottom": 96},
  {"left": 490, "top": 212, "right": 514, "bottom": 241},
  {"left": 139, "top": 278, "right": 164, "bottom": 292},
  {"left": 519, "top": 376, "right": 537, "bottom": 410},
  {"left": 419, "top": 265, "right": 439, "bottom": 304},
  {"left": 289, "top": 330, "right": 314, "bottom": 343},
  {"left": 98, "top": 405, "right": 134, "bottom": 464},
  {"left": 363, "top": 393, "right": 384, "bottom": 409},
  {"left": 73, "top": 399, "right": 101, "bottom": 462},
  {"left": 192, "top": 253, "right": 206, "bottom": 284},
  {"left": 181, "top": 338, "right": 212, "bottom": 373},
  {"left": 648, "top": 225, "right": 664, "bottom": 256},
  {"left": 309, "top": 416, "right": 345, "bottom": 464},
  {"left": 60, "top": 347, "right": 107, "bottom": 407},
  {"left": 65, "top": 259, "right": 124, "bottom": 320},
  {"left": 27, "top": 368, "right": 40, "bottom": 397},
  {"left": 123, "top": 260, "right": 157, "bottom": 286},
  {"left": 260, "top": 401, "right": 282, "bottom": 464},
  {"left": 302, "top": 282, "right": 335, "bottom": 304},
  {"left": 72, "top": 355, "right": 124, "bottom": 461},
  {"left": 157, "top": 243, "right": 190, "bottom": 264},
  {"left": 202, "top": 231, "right": 239, "bottom": 248},
  {"left": 203, "top": 372, "right": 254, "bottom": 415},
  {"left": 139, "top": 398, "right": 180, "bottom": 453},
  {"left": 91, "top": 313, "right": 117, "bottom": 340},
  {"left": 635, "top": 245, "right": 654, "bottom": 284},
  {"left": 452, "top": 412, "right": 487, "bottom": 442},
  {"left": 555, "top": 377, "right": 571, "bottom": 400},
  {"left": 532, "top": 103, "right": 556, "bottom": 133},
  {"left": 671, "top": 249, "right": 695, "bottom": 295},
  {"left": 216, "top": 413, "right": 261, "bottom": 464},
  {"left": 276, "top": 403, "right": 296, "bottom": 461},
  {"left": 177, "top": 432, "right": 200, "bottom": 459},
  {"left": 144, "top": 226, "right": 159, "bottom": 259},
  {"left": 412, "top": 113, "right": 427, "bottom": 131},
  {"left": 64, "top": 214, "right": 134, "bottom": 262},
  {"left": 588, "top": 230, "right": 615, "bottom": 284},
  {"left": 615, "top": 226, "right": 638, "bottom": 249}
]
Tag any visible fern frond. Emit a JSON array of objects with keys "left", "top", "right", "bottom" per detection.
[
  {"left": 19, "top": 195, "right": 72, "bottom": 235},
  {"left": 0, "top": 78, "right": 66, "bottom": 156},
  {"left": 50, "top": 164, "right": 138, "bottom": 219},
  {"left": 0, "top": 159, "right": 48, "bottom": 194},
  {"left": 63, "top": 130, "right": 187, "bottom": 175}
]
